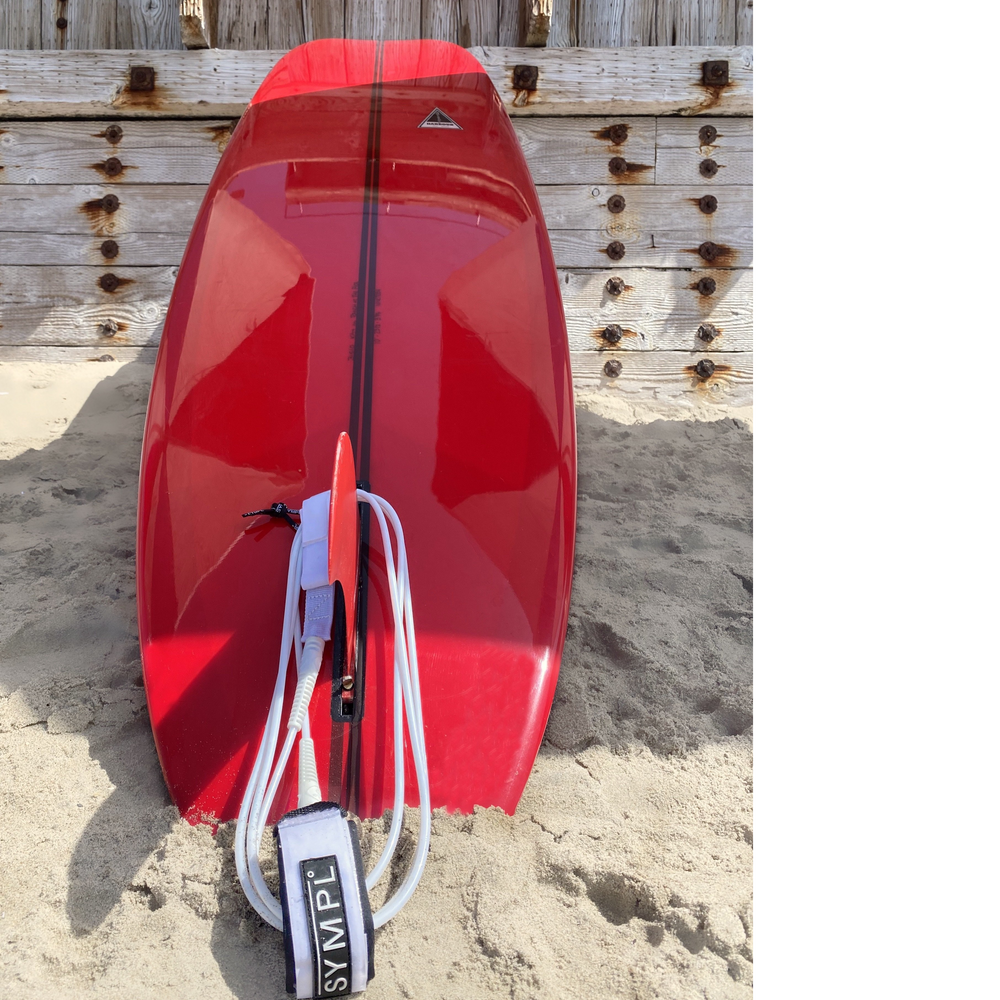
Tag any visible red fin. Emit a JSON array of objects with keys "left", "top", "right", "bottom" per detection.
[{"left": 329, "top": 432, "right": 358, "bottom": 694}]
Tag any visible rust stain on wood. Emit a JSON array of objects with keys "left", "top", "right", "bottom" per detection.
[
  {"left": 692, "top": 81, "right": 735, "bottom": 113},
  {"left": 95, "top": 274, "right": 134, "bottom": 293},
  {"left": 693, "top": 195, "right": 718, "bottom": 215},
  {"left": 608, "top": 157, "right": 652, "bottom": 179},
  {"left": 592, "top": 325, "right": 638, "bottom": 349},
  {"left": 79, "top": 199, "right": 118, "bottom": 236},
  {"left": 688, "top": 242, "right": 737, "bottom": 266},
  {"left": 96, "top": 125, "right": 124, "bottom": 143},
  {"left": 113, "top": 71, "right": 168, "bottom": 112},
  {"left": 97, "top": 319, "right": 131, "bottom": 342},
  {"left": 205, "top": 122, "right": 237, "bottom": 154},
  {"left": 510, "top": 64, "right": 539, "bottom": 109},
  {"left": 684, "top": 361, "right": 732, "bottom": 385},
  {"left": 90, "top": 158, "right": 131, "bottom": 180},
  {"left": 592, "top": 123, "right": 629, "bottom": 145}
]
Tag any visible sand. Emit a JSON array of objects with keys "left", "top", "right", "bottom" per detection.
[{"left": 0, "top": 362, "right": 752, "bottom": 999}]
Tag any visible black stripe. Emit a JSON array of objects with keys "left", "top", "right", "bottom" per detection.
[
  {"left": 344, "top": 41, "right": 384, "bottom": 814},
  {"left": 348, "top": 43, "right": 381, "bottom": 450}
]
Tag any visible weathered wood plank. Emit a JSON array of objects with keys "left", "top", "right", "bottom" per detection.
[
  {"left": 0, "top": 182, "right": 749, "bottom": 267},
  {"left": 0, "top": 117, "right": 748, "bottom": 188},
  {"left": 655, "top": 116, "right": 752, "bottom": 185},
  {"left": 458, "top": 0, "right": 499, "bottom": 46},
  {"left": 702, "top": 0, "right": 737, "bottom": 45},
  {"left": 570, "top": 350, "right": 752, "bottom": 407},
  {"left": 0, "top": 232, "right": 190, "bottom": 266},
  {"left": 0, "top": 346, "right": 159, "bottom": 362},
  {"left": 1, "top": 1, "right": 43, "bottom": 49},
  {"left": 0, "top": 47, "right": 752, "bottom": 118},
  {"left": 539, "top": 184, "right": 751, "bottom": 233},
  {"left": 215, "top": 0, "right": 268, "bottom": 48},
  {"left": 576, "top": 0, "right": 655, "bottom": 46},
  {"left": 21, "top": 180, "right": 783, "bottom": 239},
  {"left": 303, "top": 0, "right": 346, "bottom": 39},
  {"left": 0, "top": 184, "right": 206, "bottom": 236},
  {"left": 0, "top": 116, "right": 652, "bottom": 187},
  {"left": 268, "top": 0, "right": 307, "bottom": 48},
  {"left": 497, "top": 0, "right": 520, "bottom": 45},
  {"left": 514, "top": 117, "right": 657, "bottom": 185},
  {"left": 548, "top": 228, "right": 751, "bottom": 269},
  {"left": 0, "top": 265, "right": 176, "bottom": 347},
  {"left": 736, "top": 0, "right": 753, "bottom": 45},
  {"left": 547, "top": 0, "right": 572, "bottom": 46},
  {"left": 422, "top": 0, "right": 461, "bottom": 42},
  {"left": 470, "top": 45, "right": 752, "bottom": 116},
  {"left": 654, "top": 0, "right": 737, "bottom": 45},
  {"left": 117, "top": 0, "right": 182, "bottom": 49},
  {"left": 0, "top": 50, "right": 274, "bottom": 118},
  {"left": 560, "top": 267, "right": 752, "bottom": 352},
  {"left": 344, "top": 0, "right": 421, "bottom": 39},
  {"left": 40, "top": 0, "right": 117, "bottom": 49},
  {"left": 0, "top": 119, "right": 237, "bottom": 185},
  {"left": 0, "top": 225, "right": 750, "bottom": 269},
  {"left": 0, "top": 264, "right": 751, "bottom": 351}
]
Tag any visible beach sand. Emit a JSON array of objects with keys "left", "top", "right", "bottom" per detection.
[{"left": 0, "top": 362, "right": 752, "bottom": 998}]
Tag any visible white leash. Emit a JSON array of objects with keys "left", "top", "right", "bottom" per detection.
[{"left": 234, "top": 489, "right": 430, "bottom": 932}]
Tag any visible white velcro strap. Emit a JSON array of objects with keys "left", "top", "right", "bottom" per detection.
[
  {"left": 303, "top": 585, "right": 334, "bottom": 640},
  {"left": 276, "top": 803, "right": 374, "bottom": 997},
  {"left": 300, "top": 491, "right": 332, "bottom": 591}
]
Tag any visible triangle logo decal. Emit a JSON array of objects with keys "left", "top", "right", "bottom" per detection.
[{"left": 419, "top": 107, "right": 462, "bottom": 130}]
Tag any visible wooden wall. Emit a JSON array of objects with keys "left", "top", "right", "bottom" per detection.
[
  {"left": 0, "top": 46, "right": 752, "bottom": 413},
  {"left": 0, "top": 0, "right": 753, "bottom": 50}
]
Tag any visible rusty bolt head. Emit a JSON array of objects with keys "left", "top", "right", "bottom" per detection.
[
  {"left": 608, "top": 123, "right": 629, "bottom": 145},
  {"left": 129, "top": 66, "right": 156, "bottom": 92},
  {"left": 100, "top": 319, "right": 119, "bottom": 337},
  {"left": 607, "top": 194, "right": 626, "bottom": 214},
  {"left": 608, "top": 156, "right": 628, "bottom": 176},
  {"left": 695, "top": 359, "right": 716, "bottom": 379},
  {"left": 606, "top": 241, "right": 626, "bottom": 261},
  {"left": 512, "top": 64, "right": 539, "bottom": 91},
  {"left": 696, "top": 276, "right": 717, "bottom": 296},
  {"left": 100, "top": 239, "right": 119, "bottom": 259},
  {"left": 101, "top": 193, "right": 120, "bottom": 213},
  {"left": 98, "top": 354, "right": 115, "bottom": 362},
  {"left": 698, "top": 124, "right": 718, "bottom": 145},
  {"left": 99, "top": 273, "right": 120, "bottom": 292},
  {"left": 699, "top": 158, "right": 719, "bottom": 178},
  {"left": 604, "top": 359, "right": 623, "bottom": 378},
  {"left": 104, "top": 124, "right": 123, "bottom": 143},
  {"left": 606, "top": 276, "right": 626, "bottom": 296},
  {"left": 698, "top": 241, "right": 722, "bottom": 262},
  {"left": 104, "top": 157, "right": 123, "bottom": 177},
  {"left": 702, "top": 61, "right": 729, "bottom": 87},
  {"left": 699, "top": 194, "right": 719, "bottom": 214},
  {"left": 697, "top": 323, "right": 719, "bottom": 343},
  {"left": 602, "top": 324, "right": 624, "bottom": 344},
  {"left": 56, "top": 16, "right": 68, "bottom": 28}
]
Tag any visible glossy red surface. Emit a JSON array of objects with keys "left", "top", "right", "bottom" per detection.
[{"left": 137, "top": 40, "right": 576, "bottom": 823}]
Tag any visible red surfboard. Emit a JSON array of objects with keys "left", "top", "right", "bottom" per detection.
[{"left": 136, "top": 40, "right": 576, "bottom": 824}]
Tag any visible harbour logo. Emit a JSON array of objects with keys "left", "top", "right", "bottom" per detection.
[{"left": 419, "top": 107, "right": 462, "bottom": 130}]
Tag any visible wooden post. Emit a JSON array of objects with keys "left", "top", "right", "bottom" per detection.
[
  {"left": 522, "top": 0, "right": 553, "bottom": 46},
  {"left": 180, "top": 0, "right": 217, "bottom": 49}
]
